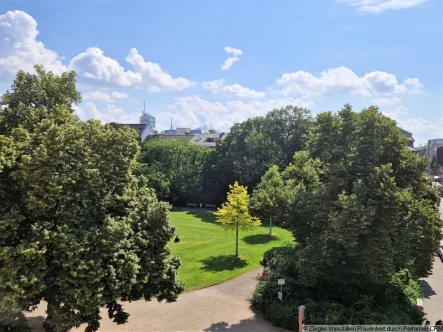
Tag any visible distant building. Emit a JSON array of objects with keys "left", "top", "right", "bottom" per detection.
[
  {"left": 437, "top": 146, "right": 443, "bottom": 166},
  {"left": 427, "top": 139, "right": 443, "bottom": 159},
  {"left": 120, "top": 104, "right": 156, "bottom": 141},
  {"left": 399, "top": 128, "right": 418, "bottom": 154}
]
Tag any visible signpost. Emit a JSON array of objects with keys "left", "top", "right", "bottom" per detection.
[{"left": 278, "top": 279, "right": 285, "bottom": 302}]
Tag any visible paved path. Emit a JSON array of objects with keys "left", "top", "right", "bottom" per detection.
[
  {"left": 27, "top": 268, "right": 289, "bottom": 332},
  {"left": 421, "top": 198, "right": 443, "bottom": 323}
]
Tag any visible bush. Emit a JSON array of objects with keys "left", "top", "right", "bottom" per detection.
[{"left": 252, "top": 245, "right": 424, "bottom": 329}]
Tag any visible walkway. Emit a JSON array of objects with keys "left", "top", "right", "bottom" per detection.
[
  {"left": 27, "top": 268, "right": 289, "bottom": 332},
  {"left": 421, "top": 198, "right": 443, "bottom": 323}
]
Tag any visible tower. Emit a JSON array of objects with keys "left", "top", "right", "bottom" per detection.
[{"left": 139, "top": 101, "right": 156, "bottom": 130}]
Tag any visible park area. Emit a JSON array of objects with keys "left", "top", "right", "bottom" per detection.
[{"left": 169, "top": 210, "right": 294, "bottom": 290}]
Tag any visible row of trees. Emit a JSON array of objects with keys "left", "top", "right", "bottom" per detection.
[{"left": 134, "top": 104, "right": 313, "bottom": 205}]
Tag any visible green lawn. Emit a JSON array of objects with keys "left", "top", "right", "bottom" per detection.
[{"left": 168, "top": 210, "right": 294, "bottom": 291}]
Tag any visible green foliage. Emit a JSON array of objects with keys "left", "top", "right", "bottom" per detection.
[
  {"left": 0, "top": 67, "right": 184, "bottom": 331},
  {"left": 202, "top": 105, "right": 313, "bottom": 202},
  {"left": 136, "top": 137, "right": 210, "bottom": 204},
  {"left": 252, "top": 246, "right": 424, "bottom": 330},
  {"left": 251, "top": 104, "right": 439, "bottom": 328},
  {"left": 215, "top": 182, "right": 261, "bottom": 256},
  {"left": 0, "top": 65, "right": 81, "bottom": 136},
  {"left": 254, "top": 104, "right": 441, "bottom": 286}
]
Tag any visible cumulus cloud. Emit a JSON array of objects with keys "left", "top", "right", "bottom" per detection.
[
  {"left": 340, "top": 0, "right": 427, "bottom": 14},
  {"left": 84, "top": 90, "right": 130, "bottom": 103},
  {"left": 0, "top": 10, "right": 66, "bottom": 79},
  {"left": 221, "top": 46, "right": 243, "bottom": 71},
  {"left": 275, "top": 66, "right": 423, "bottom": 97},
  {"left": 111, "top": 92, "right": 128, "bottom": 100},
  {"left": 69, "top": 48, "right": 142, "bottom": 87},
  {"left": 202, "top": 79, "right": 265, "bottom": 99},
  {"left": 68, "top": 47, "right": 196, "bottom": 92},
  {"left": 382, "top": 105, "right": 409, "bottom": 120},
  {"left": 125, "top": 48, "right": 195, "bottom": 92},
  {"left": 371, "top": 97, "right": 401, "bottom": 106},
  {"left": 74, "top": 102, "right": 136, "bottom": 124},
  {"left": 156, "top": 96, "right": 314, "bottom": 132}
]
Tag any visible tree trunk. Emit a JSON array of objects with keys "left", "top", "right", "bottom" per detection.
[
  {"left": 235, "top": 227, "right": 239, "bottom": 257},
  {"left": 43, "top": 298, "right": 57, "bottom": 332}
]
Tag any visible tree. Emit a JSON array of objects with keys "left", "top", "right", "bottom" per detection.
[
  {"left": 430, "top": 155, "right": 440, "bottom": 176},
  {"left": 202, "top": 105, "right": 313, "bottom": 203},
  {"left": 0, "top": 65, "right": 81, "bottom": 136},
  {"left": 207, "top": 128, "right": 219, "bottom": 134},
  {"left": 135, "top": 137, "right": 210, "bottom": 204},
  {"left": 214, "top": 182, "right": 261, "bottom": 257},
  {"left": 0, "top": 67, "right": 184, "bottom": 332},
  {"left": 250, "top": 165, "right": 285, "bottom": 234},
  {"left": 269, "top": 104, "right": 442, "bottom": 287}
]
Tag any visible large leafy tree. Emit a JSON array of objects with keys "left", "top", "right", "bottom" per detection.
[
  {"left": 202, "top": 105, "right": 313, "bottom": 203},
  {"left": 135, "top": 137, "right": 210, "bottom": 203},
  {"left": 215, "top": 182, "right": 260, "bottom": 257},
  {"left": 0, "top": 67, "right": 184, "bottom": 332},
  {"left": 255, "top": 104, "right": 442, "bottom": 287}
]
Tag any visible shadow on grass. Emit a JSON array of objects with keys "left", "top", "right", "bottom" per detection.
[
  {"left": 184, "top": 210, "right": 217, "bottom": 224},
  {"left": 243, "top": 234, "right": 278, "bottom": 245},
  {"left": 200, "top": 254, "right": 248, "bottom": 272}
]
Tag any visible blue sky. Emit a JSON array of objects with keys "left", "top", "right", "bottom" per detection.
[{"left": 0, "top": 0, "right": 441, "bottom": 145}]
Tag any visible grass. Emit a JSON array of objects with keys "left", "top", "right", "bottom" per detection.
[{"left": 168, "top": 211, "right": 294, "bottom": 291}]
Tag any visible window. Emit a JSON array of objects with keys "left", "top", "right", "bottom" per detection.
[
  {"left": 204, "top": 137, "right": 216, "bottom": 143},
  {"left": 195, "top": 138, "right": 202, "bottom": 142}
]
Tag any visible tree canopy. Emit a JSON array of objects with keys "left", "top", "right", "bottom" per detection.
[
  {"left": 253, "top": 104, "right": 442, "bottom": 287},
  {"left": 135, "top": 137, "right": 210, "bottom": 204},
  {"left": 215, "top": 182, "right": 260, "bottom": 257},
  {"left": 201, "top": 105, "right": 313, "bottom": 203},
  {"left": 0, "top": 66, "right": 184, "bottom": 332}
]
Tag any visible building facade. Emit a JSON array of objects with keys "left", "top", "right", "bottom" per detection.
[{"left": 427, "top": 139, "right": 443, "bottom": 159}]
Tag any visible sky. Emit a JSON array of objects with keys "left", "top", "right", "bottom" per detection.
[{"left": 0, "top": 0, "right": 442, "bottom": 145}]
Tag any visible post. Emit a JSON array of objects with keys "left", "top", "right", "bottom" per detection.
[
  {"left": 235, "top": 227, "right": 239, "bottom": 257},
  {"left": 298, "top": 305, "right": 305, "bottom": 332},
  {"left": 269, "top": 217, "right": 272, "bottom": 235}
]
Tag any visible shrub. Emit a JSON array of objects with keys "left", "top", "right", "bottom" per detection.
[{"left": 252, "top": 245, "right": 424, "bottom": 329}]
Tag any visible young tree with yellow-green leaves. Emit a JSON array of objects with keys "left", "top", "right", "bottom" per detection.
[{"left": 214, "top": 182, "right": 261, "bottom": 257}]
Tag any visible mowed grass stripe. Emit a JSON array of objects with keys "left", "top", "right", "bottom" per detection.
[{"left": 168, "top": 211, "right": 294, "bottom": 291}]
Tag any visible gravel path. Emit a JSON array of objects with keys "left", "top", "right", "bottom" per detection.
[{"left": 27, "top": 268, "right": 289, "bottom": 332}]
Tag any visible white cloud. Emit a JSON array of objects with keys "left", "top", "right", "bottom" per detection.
[
  {"left": 111, "top": 92, "right": 128, "bottom": 100},
  {"left": 125, "top": 48, "right": 195, "bottom": 92},
  {"left": 275, "top": 66, "right": 423, "bottom": 97},
  {"left": 84, "top": 90, "right": 130, "bottom": 103},
  {"left": 69, "top": 47, "right": 195, "bottom": 92},
  {"left": 340, "top": 0, "right": 427, "bottom": 14},
  {"left": 84, "top": 91, "right": 114, "bottom": 103},
  {"left": 0, "top": 10, "right": 66, "bottom": 79},
  {"left": 221, "top": 46, "right": 243, "bottom": 71},
  {"left": 74, "top": 102, "right": 136, "bottom": 124},
  {"left": 382, "top": 105, "right": 409, "bottom": 120},
  {"left": 399, "top": 117, "right": 443, "bottom": 142},
  {"left": 202, "top": 79, "right": 265, "bottom": 99},
  {"left": 69, "top": 47, "right": 142, "bottom": 87},
  {"left": 403, "top": 78, "right": 424, "bottom": 94},
  {"left": 371, "top": 97, "right": 401, "bottom": 106},
  {"left": 156, "top": 96, "right": 314, "bottom": 132}
]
